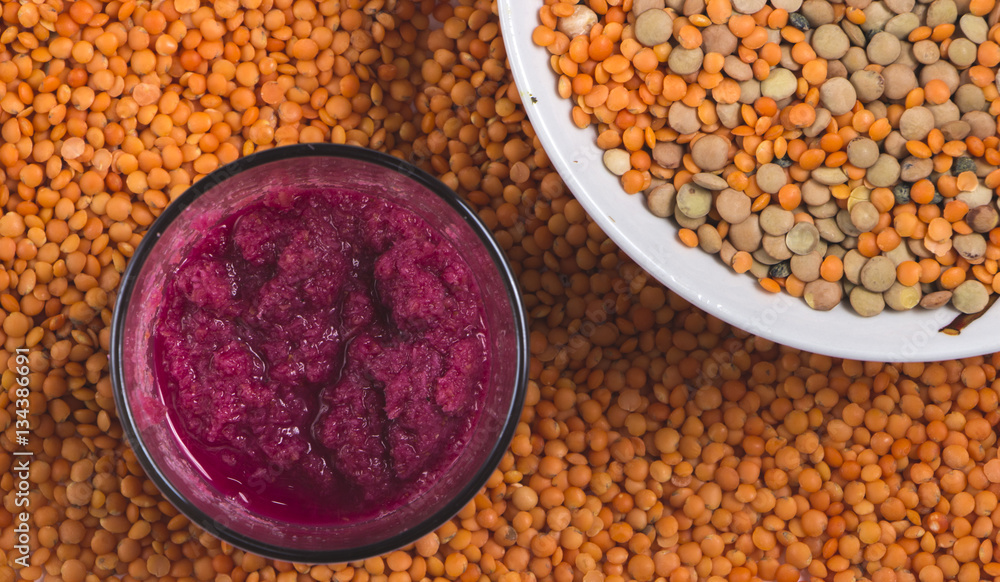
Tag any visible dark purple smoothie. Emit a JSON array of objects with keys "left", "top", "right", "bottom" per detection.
[{"left": 153, "top": 188, "right": 489, "bottom": 524}]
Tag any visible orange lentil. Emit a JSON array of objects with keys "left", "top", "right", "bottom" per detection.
[
  {"left": 758, "top": 42, "right": 782, "bottom": 66},
  {"left": 851, "top": 110, "right": 874, "bottom": 133},
  {"left": 876, "top": 228, "right": 901, "bottom": 251},
  {"left": 978, "top": 43, "right": 1000, "bottom": 67},
  {"left": 868, "top": 118, "right": 892, "bottom": 141},
  {"left": 732, "top": 251, "right": 753, "bottom": 273},
  {"left": 906, "top": 141, "right": 933, "bottom": 159},
  {"left": 713, "top": 79, "right": 742, "bottom": 104},
  {"left": 943, "top": 200, "right": 969, "bottom": 222},
  {"left": 622, "top": 169, "right": 645, "bottom": 193},
  {"left": 677, "top": 25, "right": 703, "bottom": 50},
  {"left": 956, "top": 172, "right": 978, "bottom": 192},
  {"left": 897, "top": 261, "right": 921, "bottom": 286},
  {"left": 825, "top": 151, "right": 847, "bottom": 167},
  {"left": 870, "top": 188, "right": 894, "bottom": 213},
  {"left": 633, "top": 49, "right": 658, "bottom": 73},
  {"left": 968, "top": 136, "right": 986, "bottom": 157},
  {"left": 759, "top": 278, "right": 781, "bottom": 293},
  {"left": 801, "top": 60, "right": 828, "bottom": 86},
  {"left": 971, "top": 0, "right": 995, "bottom": 14},
  {"left": 798, "top": 149, "right": 825, "bottom": 170},
  {"left": 857, "top": 232, "right": 879, "bottom": 257},
  {"left": 791, "top": 42, "right": 816, "bottom": 64},
  {"left": 785, "top": 274, "right": 805, "bottom": 297},
  {"left": 820, "top": 133, "right": 843, "bottom": 153},
  {"left": 728, "top": 14, "right": 756, "bottom": 37},
  {"left": 928, "top": 218, "right": 953, "bottom": 242},
  {"left": 679, "top": 228, "right": 698, "bottom": 247},
  {"left": 894, "top": 213, "right": 919, "bottom": 237},
  {"left": 589, "top": 35, "right": 614, "bottom": 60},
  {"left": 663, "top": 76, "right": 688, "bottom": 101},
  {"left": 940, "top": 266, "right": 967, "bottom": 289},
  {"left": 778, "top": 184, "right": 801, "bottom": 210},
  {"left": 918, "top": 204, "right": 942, "bottom": 224},
  {"left": 910, "top": 180, "right": 936, "bottom": 205},
  {"left": 905, "top": 88, "right": 925, "bottom": 109},
  {"left": 931, "top": 23, "right": 955, "bottom": 42},
  {"left": 920, "top": 258, "right": 943, "bottom": 283},
  {"left": 820, "top": 255, "right": 843, "bottom": 281},
  {"left": 953, "top": 221, "right": 973, "bottom": 235}
]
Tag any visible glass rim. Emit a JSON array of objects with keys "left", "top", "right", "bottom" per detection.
[{"left": 109, "top": 143, "right": 530, "bottom": 563}]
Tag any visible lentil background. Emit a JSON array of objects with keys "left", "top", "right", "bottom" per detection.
[{"left": 2, "top": 1, "right": 1000, "bottom": 582}]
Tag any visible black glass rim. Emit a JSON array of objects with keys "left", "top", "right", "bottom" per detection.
[{"left": 109, "top": 143, "right": 530, "bottom": 563}]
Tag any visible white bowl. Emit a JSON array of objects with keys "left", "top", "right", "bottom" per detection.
[{"left": 499, "top": 1, "right": 998, "bottom": 362}]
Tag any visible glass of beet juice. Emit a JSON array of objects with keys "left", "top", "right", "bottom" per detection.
[{"left": 111, "top": 144, "right": 528, "bottom": 562}]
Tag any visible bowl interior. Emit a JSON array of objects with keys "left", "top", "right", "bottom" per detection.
[
  {"left": 114, "top": 147, "right": 526, "bottom": 561},
  {"left": 498, "top": 0, "right": 999, "bottom": 362}
]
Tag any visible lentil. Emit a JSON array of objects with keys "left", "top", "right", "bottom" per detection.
[
  {"left": 634, "top": 9, "right": 672, "bottom": 47},
  {"left": 13, "top": 5, "right": 1000, "bottom": 582},
  {"left": 647, "top": 184, "right": 678, "bottom": 218},
  {"left": 953, "top": 280, "right": 991, "bottom": 313},
  {"left": 540, "top": 0, "right": 1000, "bottom": 314},
  {"left": 803, "top": 278, "right": 843, "bottom": 309},
  {"left": 716, "top": 188, "right": 752, "bottom": 223},
  {"left": 884, "top": 282, "right": 922, "bottom": 310},
  {"left": 760, "top": 206, "right": 795, "bottom": 236},
  {"left": 755, "top": 164, "right": 788, "bottom": 195},
  {"left": 850, "top": 286, "right": 887, "bottom": 316},
  {"left": 557, "top": 5, "right": 598, "bottom": 39},
  {"left": 786, "top": 223, "right": 820, "bottom": 255},
  {"left": 690, "top": 135, "right": 729, "bottom": 172},
  {"left": 676, "top": 183, "right": 713, "bottom": 219}
]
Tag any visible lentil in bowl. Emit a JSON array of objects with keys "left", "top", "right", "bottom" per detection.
[
  {"left": 500, "top": 0, "right": 1000, "bottom": 360},
  {"left": 528, "top": 0, "right": 1000, "bottom": 319}
]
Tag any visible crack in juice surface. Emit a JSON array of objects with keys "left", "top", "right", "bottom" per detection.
[{"left": 152, "top": 187, "right": 489, "bottom": 524}]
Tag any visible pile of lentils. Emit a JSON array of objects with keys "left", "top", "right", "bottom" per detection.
[
  {"left": 5, "top": 1, "right": 1000, "bottom": 582},
  {"left": 534, "top": 0, "right": 1000, "bottom": 316}
]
